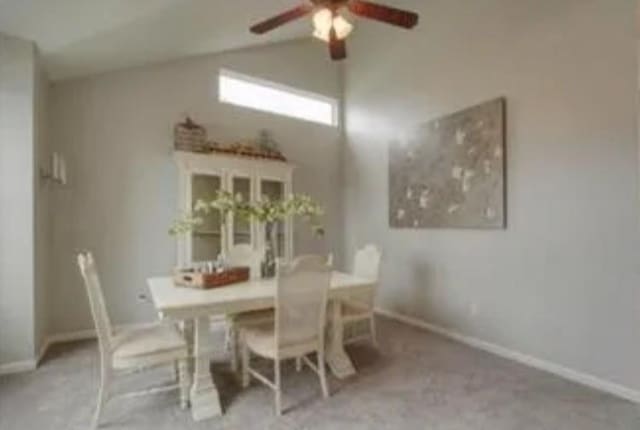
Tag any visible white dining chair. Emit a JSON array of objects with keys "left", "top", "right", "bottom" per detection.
[
  {"left": 341, "top": 244, "right": 382, "bottom": 346},
  {"left": 77, "top": 252, "right": 191, "bottom": 429},
  {"left": 225, "top": 244, "right": 271, "bottom": 371},
  {"left": 240, "top": 256, "right": 331, "bottom": 415},
  {"left": 227, "top": 252, "right": 332, "bottom": 372},
  {"left": 228, "top": 254, "right": 332, "bottom": 333}
]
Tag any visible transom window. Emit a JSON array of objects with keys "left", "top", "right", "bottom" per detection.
[{"left": 218, "top": 69, "right": 338, "bottom": 127}]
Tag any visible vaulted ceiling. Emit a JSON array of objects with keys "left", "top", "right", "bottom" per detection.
[{"left": 0, "top": 0, "right": 313, "bottom": 80}]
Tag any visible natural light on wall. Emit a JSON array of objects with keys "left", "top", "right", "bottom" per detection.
[{"left": 219, "top": 69, "right": 338, "bottom": 126}]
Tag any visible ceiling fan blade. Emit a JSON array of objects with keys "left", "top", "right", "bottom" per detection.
[
  {"left": 348, "top": 0, "right": 419, "bottom": 29},
  {"left": 250, "top": 3, "right": 313, "bottom": 34},
  {"left": 329, "top": 28, "right": 347, "bottom": 61}
]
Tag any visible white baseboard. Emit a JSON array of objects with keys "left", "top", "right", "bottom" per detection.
[
  {"left": 37, "top": 337, "right": 52, "bottom": 365},
  {"left": 2, "top": 336, "right": 60, "bottom": 376},
  {"left": 1, "top": 336, "right": 66, "bottom": 376},
  {"left": 1, "top": 323, "right": 156, "bottom": 376},
  {"left": 0, "top": 359, "right": 38, "bottom": 376},
  {"left": 375, "top": 307, "right": 640, "bottom": 404},
  {"left": 46, "top": 328, "right": 98, "bottom": 344},
  {"left": 2, "top": 318, "right": 229, "bottom": 376}
]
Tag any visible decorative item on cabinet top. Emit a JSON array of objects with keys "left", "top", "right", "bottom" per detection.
[
  {"left": 212, "top": 129, "right": 287, "bottom": 162},
  {"left": 174, "top": 116, "right": 209, "bottom": 153},
  {"left": 174, "top": 116, "right": 287, "bottom": 162}
]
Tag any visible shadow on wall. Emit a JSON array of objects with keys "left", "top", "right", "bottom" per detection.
[{"left": 382, "top": 254, "right": 435, "bottom": 319}]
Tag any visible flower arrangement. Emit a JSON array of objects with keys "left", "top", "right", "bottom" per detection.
[
  {"left": 169, "top": 191, "right": 324, "bottom": 237},
  {"left": 170, "top": 190, "right": 324, "bottom": 277}
]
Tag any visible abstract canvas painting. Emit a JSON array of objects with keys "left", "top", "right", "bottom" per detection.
[{"left": 389, "top": 98, "right": 506, "bottom": 229}]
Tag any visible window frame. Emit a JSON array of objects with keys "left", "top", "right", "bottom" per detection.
[{"left": 218, "top": 68, "right": 339, "bottom": 127}]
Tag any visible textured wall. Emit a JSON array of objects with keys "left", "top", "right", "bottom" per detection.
[
  {"left": 49, "top": 40, "right": 343, "bottom": 333},
  {"left": 343, "top": 0, "right": 640, "bottom": 392}
]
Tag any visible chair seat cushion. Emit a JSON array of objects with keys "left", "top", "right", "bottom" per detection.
[
  {"left": 243, "top": 322, "right": 317, "bottom": 360},
  {"left": 112, "top": 324, "right": 187, "bottom": 364},
  {"left": 231, "top": 309, "right": 275, "bottom": 328},
  {"left": 341, "top": 301, "right": 371, "bottom": 321}
]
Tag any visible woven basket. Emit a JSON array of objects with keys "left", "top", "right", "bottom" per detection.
[
  {"left": 174, "top": 267, "right": 250, "bottom": 289},
  {"left": 174, "top": 117, "right": 208, "bottom": 153}
]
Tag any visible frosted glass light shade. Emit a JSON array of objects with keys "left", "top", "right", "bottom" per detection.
[{"left": 312, "top": 8, "right": 353, "bottom": 42}]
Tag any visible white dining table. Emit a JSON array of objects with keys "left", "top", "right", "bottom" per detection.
[{"left": 147, "top": 271, "right": 374, "bottom": 421}]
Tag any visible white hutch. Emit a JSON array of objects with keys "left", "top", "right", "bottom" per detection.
[{"left": 174, "top": 151, "right": 295, "bottom": 267}]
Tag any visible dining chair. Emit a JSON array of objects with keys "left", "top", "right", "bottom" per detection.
[
  {"left": 225, "top": 244, "right": 270, "bottom": 371},
  {"left": 227, "top": 253, "right": 332, "bottom": 372},
  {"left": 228, "top": 254, "right": 332, "bottom": 333},
  {"left": 240, "top": 256, "right": 331, "bottom": 415},
  {"left": 340, "top": 244, "right": 382, "bottom": 347},
  {"left": 77, "top": 252, "right": 191, "bottom": 429}
]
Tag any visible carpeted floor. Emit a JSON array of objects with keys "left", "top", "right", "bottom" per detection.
[{"left": 1, "top": 316, "right": 639, "bottom": 430}]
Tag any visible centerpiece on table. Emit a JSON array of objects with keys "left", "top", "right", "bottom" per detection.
[{"left": 170, "top": 190, "right": 324, "bottom": 279}]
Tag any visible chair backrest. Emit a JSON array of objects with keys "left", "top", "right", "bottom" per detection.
[
  {"left": 275, "top": 256, "right": 330, "bottom": 352},
  {"left": 353, "top": 244, "right": 382, "bottom": 281},
  {"left": 77, "top": 252, "right": 113, "bottom": 353},
  {"left": 226, "top": 244, "right": 263, "bottom": 280}
]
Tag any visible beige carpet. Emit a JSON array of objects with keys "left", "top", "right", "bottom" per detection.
[{"left": 1, "top": 316, "right": 638, "bottom": 429}]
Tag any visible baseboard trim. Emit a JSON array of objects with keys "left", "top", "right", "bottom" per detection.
[
  {"left": 1, "top": 324, "right": 156, "bottom": 376},
  {"left": 0, "top": 359, "right": 37, "bottom": 376},
  {"left": 375, "top": 307, "right": 640, "bottom": 404},
  {"left": 37, "top": 337, "right": 52, "bottom": 365},
  {"left": 46, "top": 328, "right": 98, "bottom": 344}
]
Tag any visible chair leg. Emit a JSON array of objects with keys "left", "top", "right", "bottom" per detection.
[
  {"left": 274, "top": 359, "right": 282, "bottom": 416},
  {"left": 241, "top": 336, "right": 250, "bottom": 388},
  {"left": 317, "top": 351, "right": 329, "bottom": 399},
  {"left": 230, "top": 326, "right": 239, "bottom": 373},
  {"left": 178, "top": 358, "right": 191, "bottom": 410},
  {"left": 91, "top": 364, "right": 110, "bottom": 430},
  {"left": 369, "top": 315, "right": 378, "bottom": 348},
  {"left": 295, "top": 356, "right": 302, "bottom": 372},
  {"left": 224, "top": 323, "right": 231, "bottom": 351}
]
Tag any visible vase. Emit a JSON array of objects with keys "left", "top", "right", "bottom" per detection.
[{"left": 261, "top": 222, "right": 278, "bottom": 278}]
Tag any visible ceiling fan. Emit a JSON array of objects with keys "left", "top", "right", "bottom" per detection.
[{"left": 249, "top": 0, "right": 419, "bottom": 61}]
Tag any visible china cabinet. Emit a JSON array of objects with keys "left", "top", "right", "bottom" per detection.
[{"left": 175, "top": 151, "right": 294, "bottom": 267}]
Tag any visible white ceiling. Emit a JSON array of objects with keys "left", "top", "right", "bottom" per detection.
[{"left": 0, "top": 0, "right": 314, "bottom": 80}]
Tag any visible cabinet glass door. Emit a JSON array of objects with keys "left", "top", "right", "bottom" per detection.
[
  {"left": 191, "top": 174, "right": 222, "bottom": 262},
  {"left": 261, "top": 179, "right": 286, "bottom": 258},
  {"left": 231, "top": 176, "right": 252, "bottom": 246}
]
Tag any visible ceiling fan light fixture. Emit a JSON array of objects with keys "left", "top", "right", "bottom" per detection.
[
  {"left": 312, "top": 8, "right": 353, "bottom": 42},
  {"left": 249, "top": 1, "right": 418, "bottom": 61}
]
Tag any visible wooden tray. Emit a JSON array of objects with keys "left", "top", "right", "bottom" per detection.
[{"left": 174, "top": 267, "right": 250, "bottom": 289}]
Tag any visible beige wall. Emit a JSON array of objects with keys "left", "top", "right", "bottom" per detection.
[
  {"left": 343, "top": 0, "right": 640, "bottom": 393},
  {"left": 0, "top": 34, "right": 36, "bottom": 366},
  {"left": 49, "top": 40, "right": 343, "bottom": 333},
  {"left": 34, "top": 49, "right": 51, "bottom": 357}
]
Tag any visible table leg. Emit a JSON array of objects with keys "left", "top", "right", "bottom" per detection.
[
  {"left": 182, "top": 319, "right": 194, "bottom": 376},
  {"left": 326, "top": 300, "right": 356, "bottom": 379},
  {"left": 190, "top": 316, "right": 222, "bottom": 421}
]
